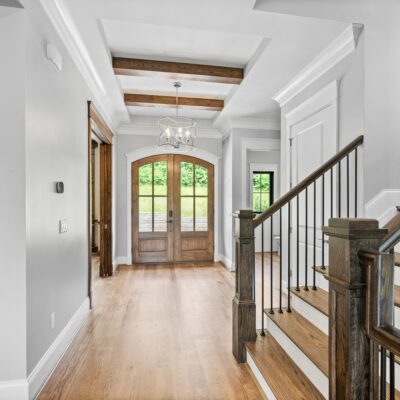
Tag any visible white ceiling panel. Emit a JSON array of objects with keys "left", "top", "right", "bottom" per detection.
[{"left": 102, "top": 20, "right": 262, "bottom": 67}]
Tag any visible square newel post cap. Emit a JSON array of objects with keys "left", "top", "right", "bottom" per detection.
[
  {"left": 235, "top": 209, "right": 256, "bottom": 219},
  {"left": 322, "top": 218, "right": 388, "bottom": 239}
]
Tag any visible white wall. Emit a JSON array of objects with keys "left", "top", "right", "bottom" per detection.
[
  {"left": 222, "top": 128, "right": 281, "bottom": 267},
  {"left": 222, "top": 134, "right": 234, "bottom": 268},
  {"left": 255, "top": 0, "right": 400, "bottom": 220},
  {"left": 0, "top": 6, "right": 27, "bottom": 385},
  {"left": 115, "top": 133, "right": 223, "bottom": 263}
]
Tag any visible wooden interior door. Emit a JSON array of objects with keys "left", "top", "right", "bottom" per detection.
[
  {"left": 99, "top": 143, "right": 113, "bottom": 276},
  {"left": 131, "top": 154, "right": 214, "bottom": 263},
  {"left": 173, "top": 155, "right": 214, "bottom": 262},
  {"left": 132, "top": 155, "right": 174, "bottom": 263}
]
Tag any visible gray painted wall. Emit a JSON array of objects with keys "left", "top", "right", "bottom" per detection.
[
  {"left": 0, "top": 7, "right": 27, "bottom": 382},
  {"left": 24, "top": 2, "right": 91, "bottom": 375},
  {"left": 115, "top": 134, "right": 223, "bottom": 260}
]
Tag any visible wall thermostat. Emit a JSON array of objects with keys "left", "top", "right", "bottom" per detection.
[{"left": 55, "top": 182, "right": 64, "bottom": 193}]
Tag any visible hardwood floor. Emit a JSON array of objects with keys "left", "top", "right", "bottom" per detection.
[{"left": 38, "top": 262, "right": 266, "bottom": 400}]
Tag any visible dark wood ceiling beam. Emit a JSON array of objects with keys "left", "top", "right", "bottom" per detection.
[
  {"left": 124, "top": 93, "right": 224, "bottom": 111},
  {"left": 113, "top": 57, "right": 243, "bottom": 85}
]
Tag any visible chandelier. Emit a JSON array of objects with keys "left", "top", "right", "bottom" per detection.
[{"left": 158, "top": 82, "right": 197, "bottom": 150}]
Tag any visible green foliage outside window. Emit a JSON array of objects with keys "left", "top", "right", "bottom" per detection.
[{"left": 252, "top": 172, "right": 273, "bottom": 213}]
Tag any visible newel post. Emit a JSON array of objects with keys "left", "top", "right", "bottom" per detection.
[
  {"left": 232, "top": 210, "right": 257, "bottom": 363},
  {"left": 323, "top": 219, "right": 387, "bottom": 399}
]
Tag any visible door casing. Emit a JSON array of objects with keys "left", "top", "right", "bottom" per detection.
[{"left": 131, "top": 154, "right": 214, "bottom": 264}]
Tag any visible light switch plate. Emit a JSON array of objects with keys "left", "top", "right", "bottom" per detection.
[{"left": 59, "top": 219, "right": 68, "bottom": 234}]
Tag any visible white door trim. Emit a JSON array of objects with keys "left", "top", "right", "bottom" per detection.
[
  {"left": 241, "top": 138, "right": 281, "bottom": 208},
  {"left": 125, "top": 147, "right": 220, "bottom": 264}
]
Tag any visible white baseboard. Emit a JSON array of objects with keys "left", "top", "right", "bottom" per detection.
[
  {"left": 246, "top": 351, "right": 277, "bottom": 400},
  {"left": 219, "top": 254, "right": 235, "bottom": 271},
  {"left": 0, "top": 380, "right": 28, "bottom": 400},
  {"left": 27, "top": 297, "right": 90, "bottom": 400},
  {"left": 115, "top": 256, "right": 129, "bottom": 267}
]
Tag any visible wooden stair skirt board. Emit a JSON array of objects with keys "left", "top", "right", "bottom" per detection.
[
  {"left": 246, "top": 335, "right": 324, "bottom": 400},
  {"left": 265, "top": 309, "right": 329, "bottom": 398}
]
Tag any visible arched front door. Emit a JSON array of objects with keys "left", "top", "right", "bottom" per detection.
[{"left": 131, "top": 154, "right": 214, "bottom": 263}]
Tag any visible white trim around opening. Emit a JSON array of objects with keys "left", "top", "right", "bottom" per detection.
[{"left": 125, "top": 146, "right": 220, "bottom": 265}]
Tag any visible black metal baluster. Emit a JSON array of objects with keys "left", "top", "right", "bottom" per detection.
[
  {"left": 381, "top": 347, "right": 387, "bottom": 400},
  {"left": 296, "top": 194, "right": 300, "bottom": 291},
  {"left": 355, "top": 148, "right": 358, "bottom": 217},
  {"left": 305, "top": 187, "right": 309, "bottom": 291},
  {"left": 270, "top": 217, "right": 274, "bottom": 314},
  {"left": 338, "top": 160, "right": 341, "bottom": 217},
  {"left": 321, "top": 174, "right": 325, "bottom": 270},
  {"left": 313, "top": 181, "right": 317, "bottom": 290},
  {"left": 279, "top": 209, "right": 283, "bottom": 313},
  {"left": 330, "top": 168, "right": 333, "bottom": 219},
  {"left": 287, "top": 202, "right": 292, "bottom": 312},
  {"left": 390, "top": 351, "right": 395, "bottom": 400},
  {"left": 346, "top": 154, "right": 350, "bottom": 218},
  {"left": 261, "top": 222, "right": 265, "bottom": 335}
]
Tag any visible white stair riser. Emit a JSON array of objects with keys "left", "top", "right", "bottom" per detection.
[
  {"left": 246, "top": 352, "right": 277, "bottom": 400},
  {"left": 266, "top": 317, "right": 329, "bottom": 399},
  {"left": 291, "top": 294, "right": 329, "bottom": 335}
]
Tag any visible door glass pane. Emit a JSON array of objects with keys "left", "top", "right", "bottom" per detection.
[
  {"left": 181, "top": 197, "right": 194, "bottom": 231},
  {"left": 195, "top": 197, "right": 208, "bottom": 231},
  {"left": 154, "top": 161, "right": 167, "bottom": 196},
  {"left": 154, "top": 197, "right": 167, "bottom": 232},
  {"left": 195, "top": 165, "right": 208, "bottom": 196},
  {"left": 260, "top": 173, "right": 270, "bottom": 192},
  {"left": 181, "top": 162, "right": 193, "bottom": 195},
  {"left": 139, "top": 197, "right": 152, "bottom": 232},
  {"left": 139, "top": 163, "right": 152, "bottom": 195}
]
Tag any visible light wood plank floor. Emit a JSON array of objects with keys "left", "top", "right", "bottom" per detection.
[{"left": 38, "top": 262, "right": 266, "bottom": 400}]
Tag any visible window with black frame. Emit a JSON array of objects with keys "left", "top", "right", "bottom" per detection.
[{"left": 252, "top": 171, "right": 274, "bottom": 213}]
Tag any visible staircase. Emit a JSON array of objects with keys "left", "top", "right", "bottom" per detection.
[{"left": 232, "top": 135, "right": 400, "bottom": 399}]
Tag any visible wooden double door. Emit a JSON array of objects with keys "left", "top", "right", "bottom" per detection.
[{"left": 132, "top": 154, "right": 214, "bottom": 263}]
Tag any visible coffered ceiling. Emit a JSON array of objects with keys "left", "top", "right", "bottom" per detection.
[{"left": 40, "top": 0, "right": 350, "bottom": 134}]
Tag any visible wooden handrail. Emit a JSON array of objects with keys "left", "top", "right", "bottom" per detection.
[{"left": 253, "top": 135, "right": 364, "bottom": 228}]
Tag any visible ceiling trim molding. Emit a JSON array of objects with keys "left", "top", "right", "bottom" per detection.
[
  {"left": 218, "top": 116, "right": 280, "bottom": 135},
  {"left": 39, "top": 0, "right": 118, "bottom": 133},
  {"left": 273, "top": 23, "right": 363, "bottom": 107}
]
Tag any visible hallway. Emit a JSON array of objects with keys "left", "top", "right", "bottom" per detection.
[{"left": 38, "top": 263, "right": 265, "bottom": 400}]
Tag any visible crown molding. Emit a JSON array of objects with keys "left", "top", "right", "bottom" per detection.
[
  {"left": 217, "top": 116, "right": 280, "bottom": 136},
  {"left": 39, "top": 0, "right": 118, "bottom": 133},
  {"left": 273, "top": 23, "right": 363, "bottom": 107},
  {"left": 118, "top": 118, "right": 223, "bottom": 139}
]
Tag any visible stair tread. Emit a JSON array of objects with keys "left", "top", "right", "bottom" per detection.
[
  {"left": 395, "top": 285, "right": 400, "bottom": 308},
  {"left": 266, "top": 309, "right": 329, "bottom": 377},
  {"left": 290, "top": 287, "right": 329, "bottom": 316},
  {"left": 315, "top": 266, "right": 329, "bottom": 278},
  {"left": 246, "top": 335, "right": 324, "bottom": 400},
  {"left": 316, "top": 266, "right": 400, "bottom": 308},
  {"left": 396, "top": 252, "right": 400, "bottom": 267}
]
